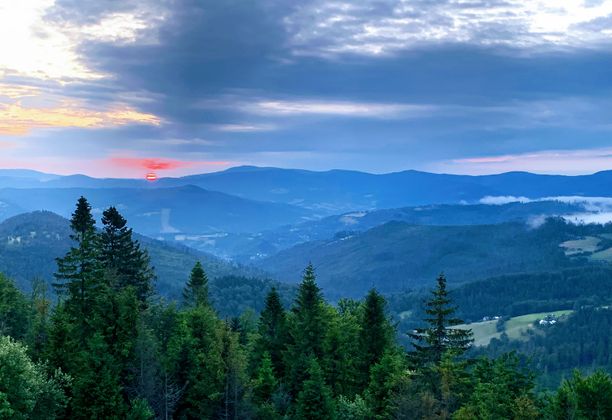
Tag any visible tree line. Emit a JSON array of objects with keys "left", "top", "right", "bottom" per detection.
[{"left": 0, "top": 196, "right": 611, "bottom": 419}]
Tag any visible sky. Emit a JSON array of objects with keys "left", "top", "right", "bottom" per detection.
[{"left": 1, "top": 0, "right": 612, "bottom": 178}]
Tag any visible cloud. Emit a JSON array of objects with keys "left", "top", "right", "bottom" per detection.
[
  {"left": 479, "top": 195, "right": 612, "bottom": 226},
  {"left": 434, "top": 147, "right": 612, "bottom": 175},
  {"left": 0, "top": 83, "right": 41, "bottom": 100},
  {"left": 563, "top": 212, "right": 612, "bottom": 224},
  {"left": 557, "top": 197, "right": 612, "bottom": 225},
  {"left": 480, "top": 196, "right": 532, "bottom": 205},
  {"left": 246, "top": 99, "right": 432, "bottom": 118},
  {"left": 545, "top": 196, "right": 612, "bottom": 211},
  {"left": 0, "top": 0, "right": 167, "bottom": 81},
  {"left": 480, "top": 195, "right": 612, "bottom": 226},
  {"left": 201, "top": 96, "right": 435, "bottom": 119},
  {"left": 0, "top": 1, "right": 611, "bottom": 177},
  {"left": 284, "top": 0, "right": 612, "bottom": 57},
  {"left": 211, "top": 123, "right": 277, "bottom": 132},
  {"left": 0, "top": 100, "right": 160, "bottom": 135}
]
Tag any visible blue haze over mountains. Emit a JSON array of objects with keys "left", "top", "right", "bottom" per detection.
[
  {"left": 4, "top": 166, "right": 612, "bottom": 215},
  {"left": 2, "top": 165, "right": 612, "bottom": 298}
]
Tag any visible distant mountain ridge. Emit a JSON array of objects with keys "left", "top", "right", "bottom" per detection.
[
  {"left": 0, "top": 185, "right": 310, "bottom": 235},
  {"left": 175, "top": 200, "right": 587, "bottom": 261},
  {"left": 3, "top": 166, "right": 612, "bottom": 215},
  {"left": 0, "top": 211, "right": 264, "bottom": 298}
]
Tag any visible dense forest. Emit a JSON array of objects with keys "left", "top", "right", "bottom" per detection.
[
  {"left": 389, "top": 267, "right": 612, "bottom": 324},
  {"left": 260, "top": 218, "right": 595, "bottom": 298},
  {"left": 0, "top": 197, "right": 611, "bottom": 419},
  {"left": 477, "top": 306, "right": 612, "bottom": 390}
]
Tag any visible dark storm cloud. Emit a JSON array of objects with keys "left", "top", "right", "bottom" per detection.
[{"left": 16, "top": 0, "right": 612, "bottom": 174}]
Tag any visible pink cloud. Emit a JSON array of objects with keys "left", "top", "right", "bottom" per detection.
[
  {"left": 108, "top": 157, "right": 229, "bottom": 171},
  {"left": 0, "top": 156, "right": 234, "bottom": 178},
  {"left": 429, "top": 148, "right": 612, "bottom": 175}
]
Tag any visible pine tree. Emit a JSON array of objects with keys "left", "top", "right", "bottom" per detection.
[
  {"left": 322, "top": 307, "right": 361, "bottom": 398},
  {"left": 294, "top": 357, "right": 336, "bottom": 420},
  {"left": 182, "top": 261, "right": 209, "bottom": 308},
  {"left": 406, "top": 274, "right": 474, "bottom": 416},
  {"left": 409, "top": 274, "right": 473, "bottom": 367},
  {"left": 70, "top": 196, "right": 96, "bottom": 239},
  {"left": 174, "top": 304, "right": 226, "bottom": 419},
  {"left": 26, "top": 278, "right": 51, "bottom": 361},
  {"left": 291, "top": 263, "right": 327, "bottom": 358},
  {"left": 357, "top": 289, "right": 393, "bottom": 391},
  {"left": 454, "top": 353, "right": 536, "bottom": 420},
  {"left": 54, "top": 196, "right": 102, "bottom": 338},
  {"left": 70, "top": 331, "right": 126, "bottom": 419},
  {"left": 285, "top": 264, "right": 329, "bottom": 399},
  {"left": 219, "top": 323, "right": 249, "bottom": 419},
  {"left": 252, "top": 352, "right": 277, "bottom": 406},
  {"left": 150, "top": 303, "right": 184, "bottom": 420},
  {"left": 548, "top": 370, "right": 612, "bottom": 420},
  {"left": 99, "top": 206, "right": 154, "bottom": 303},
  {"left": 253, "top": 287, "right": 287, "bottom": 378},
  {"left": 365, "top": 350, "right": 405, "bottom": 419},
  {"left": 0, "top": 273, "right": 30, "bottom": 340},
  {"left": 45, "top": 302, "right": 75, "bottom": 374}
]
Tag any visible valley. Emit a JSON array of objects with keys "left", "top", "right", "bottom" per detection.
[{"left": 1, "top": 167, "right": 611, "bottom": 414}]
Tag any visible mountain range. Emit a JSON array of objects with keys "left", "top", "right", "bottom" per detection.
[
  {"left": 0, "top": 185, "right": 309, "bottom": 235},
  {"left": 4, "top": 167, "right": 612, "bottom": 215},
  {"left": 3, "top": 166, "right": 612, "bottom": 300}
]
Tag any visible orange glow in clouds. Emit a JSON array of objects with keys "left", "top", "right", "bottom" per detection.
[{"left": 0, "top": 101, "right": 161, "bottom": 135}]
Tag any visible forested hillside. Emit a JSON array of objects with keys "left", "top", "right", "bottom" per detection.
[
  {"left": 1, "top": 196, "right": 610, "bottom": 419},
  {"left": 182, "top": 200, "right": 585, "bottom": 260},
  {"left": 0, "top": 211, "right": 263, "bottom": 298},
  {"left": 389, "top": 267, "right": 612, "bottom": 323},
  {"left": 0, "top": 198, "right": 612, "bottom": 420},
  {"left": 259, "top": 218, "right": 605, "bottom": 297},
  {"left": 388, "top": 268, "right": 612, "bottom": 390},
  {"left": 478, "top": 307, "right": 612, "bottom": 389}
]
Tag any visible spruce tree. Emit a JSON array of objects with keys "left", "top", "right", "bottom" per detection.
[
  {"left": 321, "top": 305, "right": 361, "bottom": 399},
  {"left": 182, "top": 261, "right": 209, "bottom": 308},
  {"left": 294, "top": 357, "right": 335, "bottom": 420},
  {"left": 70, "top": 331, "right": 126, "bottom": 419},
  {"left": 54, "top": 196, "right": 102, "bottom": 336},
  {"left": 285, "top": 264, "right": 329, "bottom": 399},
  {"left": 252, "top": 352, "right": 277, "bottom": 406},
  {"left": 409, "top": 274, "right": 473, "bottom": 367},
  {"left": 26, "top": 278, "right": 51, "bottom": 361},
  {"left": 454, "top": 353, "right": 536, "bottom": 419},
  {"left": 99, "top": 206, "right": 154, "bottom": 303},
  {"left": 253, "top": 287, "right": 287, "bottom": 377},
  {"left": 365, "top": 350, "right": 405, "bottom": 419},
  {"left": 357, "top": 289, "right": 393, "bottom": 391},
  {"left": 291, "top": 263, "right": 326, "bottom": 358},
  {"left": 174, "top": 304, "right": 226, "bottom": 418},
  {"left": 0, "top": 273, "right": 29, "bottom": 340},
  {"left": 70, "top": 196, "right": 96, "bottom": 239},
  {"left": 219, "top": 323, "right": 248, "bottom": 420}
]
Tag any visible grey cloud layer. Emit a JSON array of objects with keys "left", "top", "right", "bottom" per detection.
[
  {"left": 285, "top": 0, "right": 612, "bottom": 56},
  {"left": 8, "top": 0, "right": 612, "bottom": 173}
]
